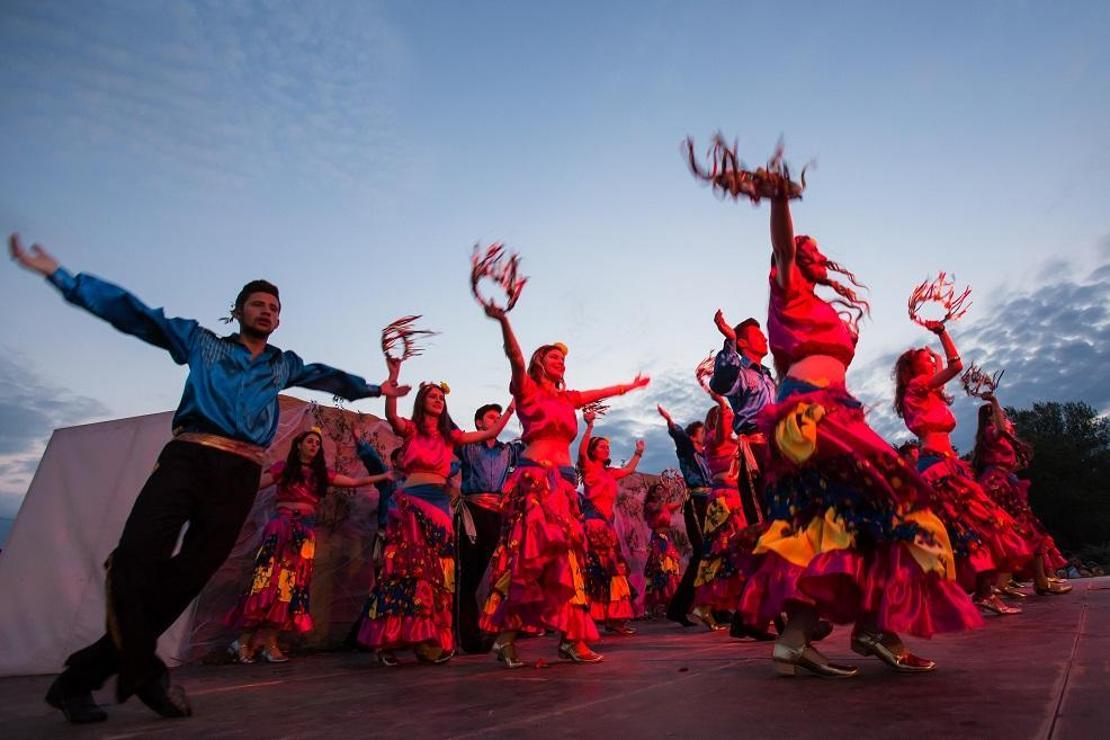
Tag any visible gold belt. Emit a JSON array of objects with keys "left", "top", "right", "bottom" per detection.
[{"left": 174, "top": 431, "right": 266, "bottom": 465}]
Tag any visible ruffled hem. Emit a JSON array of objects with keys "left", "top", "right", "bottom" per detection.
[
  {"left": 357, "top": 613, "right": 453, "bottom": 651},
  {"left": 739, "top": 545, "right": 982, "bottom": 637}
]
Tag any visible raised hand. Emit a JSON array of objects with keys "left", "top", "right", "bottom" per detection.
[
  {"left": 634, "top": 439, "right": 646, "bottom": 455},
  {"left": 714, "top": 309, "right": 736, "bottom": 341},
  {"left": 9, "top": 233, "right": 60, "bottom": 277},
  {"left": 923, "top": 319, "right": 946, "bottom": 335},
  {"left": 630, "top": 373, "right": 651, "bottom": 391},
  {"left": 483, "top": 303, "right": 506, "bottom": 320},
  {"left": 583, "top": 408, "right": 597, "bottom": 424},
  {"left": 656, "top": 404, "right": 672, "bottom": 423}
]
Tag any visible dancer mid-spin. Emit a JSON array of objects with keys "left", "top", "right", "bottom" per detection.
[{"left": 8, "top": 233, "right": 409, "bottom": 723}]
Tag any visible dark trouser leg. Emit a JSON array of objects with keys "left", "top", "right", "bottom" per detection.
[
  {"left": 667, "top": 496, "right": 707, "bottom": 621},
  {"left": 455, "top": 502, "right": 502, "bottom": 653},
  {"left": 62, "top": 442, "right": 260, "bottom": 699}
]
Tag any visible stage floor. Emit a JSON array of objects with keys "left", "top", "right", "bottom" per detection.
[{"left": 3, "top": 577, "right": 1107, "bottom": 739}]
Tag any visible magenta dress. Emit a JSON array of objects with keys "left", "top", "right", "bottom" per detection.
[{"left": 737, "top": 260, "right": 981, "bottom": 637}]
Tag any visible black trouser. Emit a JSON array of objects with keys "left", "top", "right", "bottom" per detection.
[
  {"left": 737, "top": 437, "right": 770, "bottom": 527},
  {"left": 454, "top": 500, "right": 502, "bottom": 653},
  {"left": 666, "top": 495, "right": 708, "bottom": 621},
  {"left": 61, "top": 441, "right": 260, "bottom": 700}
]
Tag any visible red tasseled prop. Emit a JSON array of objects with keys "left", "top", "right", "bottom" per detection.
[
  {"left": 908, "top": 272, "right": 972, "bottom": 327},
  {"left": 695, "top": 351, "right": 716, "bottom": 394},
  {"left": 581, "top": 401, "right": 610, "bottom": 418},
  {"left": 685, "top": 133, "right": 809, "bottom": 203},
  {"left": 381, "top": 315, "right": 437, "bottom": 361},
  {"left": 471, "top": 242, "right": 528, "bottom": 312},
  {"left": 961, "top": 363, "right": 1005, "bottom": 399}
]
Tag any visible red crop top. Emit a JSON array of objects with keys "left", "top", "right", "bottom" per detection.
[
  {"left": 977, "top": 422, "right": 1020, "bottom": 470},
  {"left": 512, "top": 374, "right": 584, "bottom": 446},
  {"left": 902, "top": 379, "right": 957, "bottom": 437},
  {"left": 270, "top": 461, "right": 337, "bottom": 508},
  {"left": 581, "top": 459, "right": 619, "bottom": 520},
  {"left": 396, "top": 419, "right": 465, "bottom": 478},
  {"left": 768, "top": 262, "right": 858, "bottom": 375}
]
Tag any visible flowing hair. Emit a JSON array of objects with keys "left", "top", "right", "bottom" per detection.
[
  {"left": 282, "top": 431, "right": 330, "bottom": 497},
  {"left": 893, "top": 347, "right": 952, "bottom": 418},
  {"left": 972, "top": 403, "right": 1033, "bottom": 474},
  {"left": 411, "top": 383, "right": 458, "bottom": 439},
  {"left": 527, "top": 345, "right": 566, "bottom": 390},
  {"left": 794, "top": 236, "right": 870, "bottom": 335}
]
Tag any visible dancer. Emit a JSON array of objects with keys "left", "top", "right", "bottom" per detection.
[
  {"left": 894, "top": 325, "right": 1034, "bottom": 615},
  {"left": 10, "top": 234, "right": 408, "bottom": 723},
  {"left": 687, "top": 145, "right": 980, "bottom": 677},
  {"left": 477, "top": 294, "right": 649, "bottom": 667},
  {"left": 359, "top": 366, "right": 513, "bottom": 665},
  {"left": 643, "top": 482, "right": 683, "bottom": 617},
  {"left": 691, "top": 392, "right": 747, "bottom": 631},
  {"left": 454, "top": 402, "right": 522, "bottom": 654},
  {"left": 578, "top": 409, "right": 643, "bottom": 635},
  {"left": 226, "top": 428, "right": 394, "bottom": 663},
  {"left": 657, "top": 405, "right": 714, "bottom": 627},
  {"left": 973, "top": 394, "right": 1070, "bottom": 596},
  {"left": 710, "top": 311, "right": 776, "bottom": 525}
]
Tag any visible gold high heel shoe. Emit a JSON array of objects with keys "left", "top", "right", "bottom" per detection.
[
  {"left": 975, "top": 593, "right": 1023, "bottom": 615},
  {"left": 850, "top": 630, "right": 936, "bottom": 673},
  {"left": 771, "top": 642, "right": 858, "bottom": 678},
  {"left": 558, "top": 641, "right": 603, "bottom": 663},
  {"left": 691, "top": 607, "right": 727, "bottom": 632},
  {"left": 1035, "top": 580, "right": 1072, "bottom": 595},
  {"left": 491, "top": 640, "right": 524, "bottom": 669}
]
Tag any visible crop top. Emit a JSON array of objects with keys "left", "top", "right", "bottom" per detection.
[
  {"left": 269, "top": 461, "right": 337, "bottom": 508},
  {"left": 768, "top": 262, "right": 858, "bottom": 376},
  {"left": 902, "top": 378, "right": 957, "bottom": 437},
  {"left": 581, "top": 459, "right": 619, "bottom": 520},
  {"left": 512, "top": 374, "right": 584, "bottom": 446},
  {"left": 395, "top": 419, "right": 465, "bottom": 478}
]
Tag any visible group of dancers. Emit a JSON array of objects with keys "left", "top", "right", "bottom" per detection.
[{"left": 8, "top": 136, "right": 1071, "bottom": 725}]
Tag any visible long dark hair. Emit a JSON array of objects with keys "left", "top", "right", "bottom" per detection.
[
  {"left": 411, "top": 383, "right": 457, "bottom": 439},
  {"left": 794, "top": 236, "right": 870, "bottom": 333},
  {"left": 282, "top": 430, "right": 329, "bottom": 496},
  {"left": 643, "top": 482, "right": 666, "bottom": 517},
  {"left": 972, "top": 403, "right": 1033, "bottom": 474},
  {"left": 893, "top": 347, "right": 952, "bottom": 418}
]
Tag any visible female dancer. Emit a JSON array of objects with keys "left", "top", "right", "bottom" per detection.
[
  {"left": 894, "top": 326, "right": 1034, "bottom": 615},
  {"left": 691, "top": 392, "right": 746, "bottom": 630},
  {"left": 578, "top": 409, "right": 644, "bottom": 634},
  {"left": 359, "top": 364, "right": 513, "bottom": 665},
  {"left": 643, "top": 482, "right": 683, "bottom": 617},
  {"left": 478, "top": 302, "right": 649, "bottom": 667},
  {"left": 227, "top": 428, "right": 393, "bottom": 662},
  {"left": 692, "top": 160, "right": 980, "bottom": 676},
  {"left": 973, "top": 394, "right": 1070, "bottom": 596}
]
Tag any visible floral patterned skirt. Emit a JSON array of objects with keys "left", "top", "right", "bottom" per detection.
[{"left": 644, "top": 529, "right": 681, "bottom": 608}]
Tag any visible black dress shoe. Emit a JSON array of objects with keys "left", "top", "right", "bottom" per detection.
[
  {"left": 45, "top": 674, "right": 108, "bottom": 724},
  {"left": 135, "top": 672, "right": 192, "bottom": 719}
]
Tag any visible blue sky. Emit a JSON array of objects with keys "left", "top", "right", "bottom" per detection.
[{"left": 1, "top": 0, "right": 1108, "bottom": 520}]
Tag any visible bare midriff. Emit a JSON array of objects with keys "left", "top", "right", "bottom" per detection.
[
  {"left": 276, "top": 501, "right": 316, "bottom": 516},
  {"left": 402, "top": 472, "right": 450, "bottom": 488},
  {"left": 523, "top": 439, "right": 573, "bottom": 468},
  {"left": 919, "top": 432, "right": 956, "bottom": 457},
  {"left": 785, "top": 354, "right": 847, "bottom": 387}
]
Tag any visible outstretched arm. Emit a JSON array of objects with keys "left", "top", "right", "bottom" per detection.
[
  {"left": 659, "top": 404, "right": 694, "bottom": 456},
  {"left": 10, "top": 233, "right": 198, "bottom": 363},
  {"left": 575, "top": 373, "right": 651, "bottom": 406},
  {"left": 770, "top": 198, "right": 796, "bottom": 290},
  {"left": 613, "top": 439, "right": 645, "bottom": 479},
  {"left": 382, "top": 357, "right": 412, "bottom": 436},
  {"left": 454, "top": 402, "right": 516, "bottom": 445},
  {"left": 921, "top": 321, "right": 964, "bottom": 389}
]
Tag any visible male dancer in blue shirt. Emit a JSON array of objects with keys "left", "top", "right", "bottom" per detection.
[
  {"left": 454, "top": 402, "right": 521, "bottom": 654},
  {"left": 10, "top": 234, "right": 409, "bottom": 724}
]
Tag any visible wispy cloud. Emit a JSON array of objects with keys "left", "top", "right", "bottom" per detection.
[
  {"left": 1, "top": 0, "right": 405, "bottom": 190},
  {"left": 0, "top": 352, "right": 110, "bottom": 516}
]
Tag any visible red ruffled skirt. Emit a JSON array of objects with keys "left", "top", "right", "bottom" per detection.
[
  {"left": 979, "top": 466, "right": 1066, "bottom": 572},
  {"left": 358, "top": 487, "right": 454, "bottom": 651},
  {"left": 644, "top": 530, "right": 681, "bottom": 609},
  {"left": 737, "top": 380, "right": 982, "bottom": 638},
  {"left": 583, "top": 515, "right": 635, "bottom": 621},
  {"left": 225, "top": 508, "right": 316, "bottom": 633},
  {"left": 694, "top": 484, "right": 755, "bottom": 611},
  {"left": 920, "top": 456, "right": 1034, "bottom": 589},
  {"left": 480, "top": 462, "right": 598, "bottom": 642}
]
